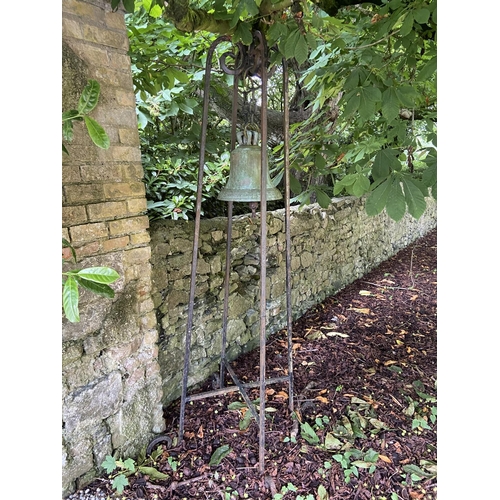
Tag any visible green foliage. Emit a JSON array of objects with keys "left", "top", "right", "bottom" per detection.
[
  {"left": 403, "top": 380, "right": 437, "bottom": 434},
  {"left": 62, "top": 80, "right": 110, "bottom": 153},
  {"left": 123, "top": 0, "right": 436, "bottom": 221},
  {"left": 209, "top": 444, "right": 232, "bottom": 466},
  {"left": 101, "top": 446, "right": 170, "bottom": 495},
  {"left": 62, "top": 239, "right": 119, "bottom": 323}
]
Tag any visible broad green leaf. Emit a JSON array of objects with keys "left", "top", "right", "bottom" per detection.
[
  {"left": 372, "top": 148, "right": 400, "bottom": 179},
  {"left": 294, "top": 34, "right": 309, "bottom": 66},
  {"left": 62, "top": 109, "right": 80, "bottom": 122},
  {"left": 364, "top": 449, "right": 379, "bottom": 462},
  {"left": 362, "top": 86, "right": 382, "bottom": 103},
  {"left": 101, "top": 455, "right": 117, "bottom": 474},
  {"left": 239, "top": 410, "right": 253, "bottom": 430},
  {"left": 84, "top": 116, "right": 110, "bottom": 149},
  {"left": 317, "top": 484, "right": 328, "bottom": 500},
  {"left": 400, "top": 12, "right": 414, "bottom": 37},
  {"left": 401, "top": 176, "right": 427, "bottom": 219},
  {"left": 112, "top": 474, "right": 129, "bottom": 494},
  {"left": 343, "top": 92, "right": 360, "bottom": 117},
  {"left": 78, "top": 80, "right": 100, "bottom": 114},
  {"left": 315, "top": 189, "right": 332, "bottom": 209},
  {"left": 137, "top": 466, "right": 169, "bottom": 479},
  {"left": 123, "top": 458, "right": 136, "bottom": 472},
  {"left": 268, "top": 22, "right": 287, "bottom": 46},
  {"left": 122, "top": 0, "right": 135, "bottom": 13},
  {"left": 63, "top": 276, "right": 79, "bottom": 322},
  {"left": 233, "top": 21, "right": 253, "bottom": 45},
  {"left": 284, "top": 29, "right": 300, "bottom": 60},
  {"left": 289, "top": 173, "right": 302, "bottom": 195},
  {"left": 412, "top": 380, "right": 436, "bottom": 401},
  {"left": 178, "top": 102, "right": 194, "bottom": 114},
  {"left": 416, "top": 56, "right": 437, "bottom": 82},
  {"left": 402, "top": 464, "right": 435, "bottom": 479},
  {"left": 242, "top": 0, "right": 259, "bottom": 17},
  {"left": 300, "top": 422, "right": 320, "bottom": 444},
  {"left": 386, "top": 179, "right": 406, "bottom": 221},
  {"left": 414, "top": 8, "right": 430, "bottom": 24},
  {"left": 395, "top": 85, "right": 418, "bottom": 108},
  {"left": 351, "top": 460, "right": 376, "bottom": 468},
  {"left": 62, "top": 120, "right": 74, "bottom": 142},
  {"left": 324, "top": 432, "right": 342, "bottom": 450},
  {"left": 344, "top": 68, "right": 366, "bottom": 90},
  {"left": 227, "top": 401, "right": 248, "bottom": 410},
  {"left": 75, "top": 277, "right": 115, "bottom": 299},
  {"left": 314, "top": 153, "right": 326, "bottom": 170},
  {"left": 365, "top": 179, "right": 392, "bottom": 215},
  {"left": 422, "top": 163, "right": 437, "bottom": 196},
  {"left": 381, "top": 87, "right": 400, "bottom": 122},
  {"left": 168, "top": 68, "right": 189, "bottom": 84},
  {"left": 148, "top": 4, "right": 163, "bottom": 17},
  {"left": 209, "top": 445, "right": 232, "bottom": 466},
  {"left": 76, "top": 267, "right": 120, "bottom": 283},
  {"left": 351, "top": 175, "right": 371, "bottom": 197}
]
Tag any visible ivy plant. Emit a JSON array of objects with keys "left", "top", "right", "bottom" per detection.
[
  {"left": 62, "top": 79, "right": 110, "bottom": 153},
  {"left": 62, "top": 239, "right": 120, "bottom": 323}
]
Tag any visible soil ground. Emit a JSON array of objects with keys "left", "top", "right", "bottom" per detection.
[{"left": 76, "top": 228, "right": 437, "bottom": 500}]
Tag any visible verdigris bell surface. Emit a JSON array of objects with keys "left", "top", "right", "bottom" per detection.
[{"left": 218, "top": 145, "right": 282, "bottom": 202}]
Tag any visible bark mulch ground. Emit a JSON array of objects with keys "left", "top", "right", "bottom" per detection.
[{"left": 80, "top": 228, "right": 437, "bottom": 500}]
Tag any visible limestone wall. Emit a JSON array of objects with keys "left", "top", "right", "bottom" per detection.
[
  {"left": 149, "top": 196, "right": 437, "bottom": 405},
  {"left": 62, "top": 0, "right": 164, "bottom": 495}
]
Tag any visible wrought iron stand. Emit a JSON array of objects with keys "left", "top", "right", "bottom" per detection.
[{"left": 178, "top": 31, "right": 294, "bottom": 473}]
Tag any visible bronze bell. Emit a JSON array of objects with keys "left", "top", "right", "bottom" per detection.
[{"left": 218, "top": 144, "right": 282, "bottom": 203}]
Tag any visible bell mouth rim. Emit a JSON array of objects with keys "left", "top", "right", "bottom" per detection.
[{"left": 217, "top": 188, "right": 282, "bottom": 202}]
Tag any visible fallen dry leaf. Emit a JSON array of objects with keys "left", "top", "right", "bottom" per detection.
[
  {"left": 315, "top": 396, "right": 329, "bottom": 403},
  {"left": 348, "top": 307, "right": 371, "bottom": 314}
]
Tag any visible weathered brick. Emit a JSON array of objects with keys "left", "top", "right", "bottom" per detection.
[
  {"left": 63, "top": 0, "right": 104, "bottom": 18},
  {"left": 94, "top": 108, "right": 137, "bottom": 128},
  {"left": 102, "top": 236, "right": 130, "bottom": 252},
  {"left": 124, "top": 246, "right": 151, "bottom": 266},
  {"left": 118, "top": 128, "right": 140, "bottom": 146},
  {"left": 70, "top": 222, "right": 108, "bottom": 242},
  {"left": 81, "top": 24, "right": 128, "bottom": 50},
  {"left": 115, "top": 90, "right": 136, "bottom": 108},
  {"left": 87, "top": 201, "right": 127, "bottom": 220},
  {"left": 130, "top": 232, "right": 151, "bottom": 245},
  {"left": 76, "top": 240, "right": 101, "bottom": 257},
  {"left": 62, "top": 165, "right": 82, "bottom": 183},
  {"left": 121, "top": 163, "right": 145, "bottom": 180},
  {"left": 126, "top": 198, "right": 147, "bottom": 214},
  {"left": 108, "top": 216, "right": 149, "bottom": 236},
  {"left": 105, "top": 10, "right": 127, "bottom": 30},
  {"left": 93, "top": 66, "right": 133, "bottom": 90},
  {"left": 63, "top": 206, "right": 88, "bottom": 226},
  {"left": 62, "top": 18, "right": 83, "bottom": 39},
  {"left": 80, "top": 164, "right": 122, "bottom": 182},
  {"left": 64, "top": 184, "right": 105, "bottom": 204},
  {"left": 108, "top": 53, "right": 132, "bottom": 70},
  {"left": 110, "top": 146, "right": 142, "bottom": 162},
  {"left": 104, "top": 182, "right": 145, "bottom": 199}
]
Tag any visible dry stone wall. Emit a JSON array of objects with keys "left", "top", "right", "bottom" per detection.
[
  {"left": 62, "top": 0, "right": 164, "bottom": 496},
  {"left": 61, "top": 2, "right": 437, "bottom": 497},
  {"left": 149, "top": 195, "right": 437, "bottom": 406}
]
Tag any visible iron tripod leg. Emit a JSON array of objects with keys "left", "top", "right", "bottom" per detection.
[{"left": 178, "top": 31, "right": 294, "bottom": 478}]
